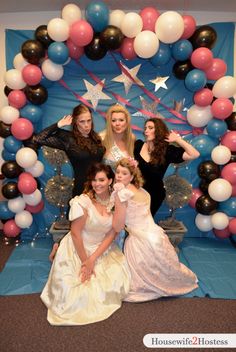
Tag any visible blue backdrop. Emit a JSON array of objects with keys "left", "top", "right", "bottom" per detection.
[{"left": 4, "top": 22, "right": 235, "bottom": 240}]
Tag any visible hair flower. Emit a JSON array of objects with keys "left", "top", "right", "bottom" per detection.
[{"left": 128, "top": 157, "right": 138, "bottom": 168}]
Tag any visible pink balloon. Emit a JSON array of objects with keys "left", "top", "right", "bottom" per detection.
[
  {"left": 181, "top": 15, "right": 196, "bottom": 39},
  {"left": 221, "top": 131, "right": 236, "bottom": 152},
  {"left": 66, "top": 39, "right": 84, "bottom": 59},
  {"left": 18, "top": 172, "right": 37, "bottom": 194},
  {"left": 69, "top": 20, "right": 93, "bottom": 47},
  {"left": 221, "top": 162, "right": 236, "bottom": 185},
  {"left": 229, "top": 218, "right": 236, "bottom": 235},
  {"left": 8, "top": 90, "right": 27, "bottom": 109},
  {"left": 22, "top": 64, "right": 42, "bottom": 86},
  {"left": 194, "top": 88, "right": 213, "bottom": 107},
  {"left": 204, "top": 58, "right": 227, "bottom": 81},
  {"left": 139, "top": 7, "right": 160, "bottom": 32},
  {"left": 120, "top": 38, "right": 137, "bottom": 60},
  {"left": 191, "top": 47, "right": 213, "bottom": 70},
  {"left": 211, "top": 98, "right": 234, "bottom": 120},
  {"left": 188, "top": 188, "right": 203, "bottom": 208},
  {"left": 3, "top": 219, "right": 21, "bottom": 237},
  {"left": 25, "top": 199, "right": 44, "bottom": 214},
  {"left": 11, "top": 118, "right": 34, "bottom": 140},
  {"left": 213, "top": 226, "right": 231, "bottom": 239},
  {"left": 231, "top": 184, "right": 236, "bottom": 197}
]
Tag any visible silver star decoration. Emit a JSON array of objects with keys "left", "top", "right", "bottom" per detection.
[
  {"left": 132, "top": 97, "right": 164, "bottom": 120},
  {"left": 150, "top": 76, "right": 169, "bottom": 92},
  {"left": 112, "top": 62, "right": 144, "bottom": 95},
  {"left": 173, "top": 98, "right": 186, "bottom": 113},
  {"left": 82, "top": 79, "right": 111, "bottom": 110}
]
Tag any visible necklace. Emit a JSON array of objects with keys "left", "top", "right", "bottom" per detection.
[{"left": 94, "top": 194, "right": 111, "bottom": 207}]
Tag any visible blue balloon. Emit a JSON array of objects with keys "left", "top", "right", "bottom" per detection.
[
  {"left": 185, "top": 69, "right": 207, "bottom": 92},
  {"left": 48, "top": 42, "right": 69, "bottom": 65},
  {"left": 20, "top": 104, "right": 43, "bottom": 124},
  {"left": 2, "top": 149, "right": 16, "bottom": 161},
  {"left": 171, "top": 39, "right": 193, "bottom": 61},
  {"left": 206, "top": 118, "right": 228, "bottom": 138},
  {"left": 219, "top": 197, "right": 236, "bottom": 217},
  {"left": 3, "top": 136, "right": 22, "bottom": 153},
  {"left": 85, "top": 1, "right": 109, "bottom": 32},
  {"left": 191, "top": 135, "right": 219, "bottom": 157},
  {"left": 149, "top": 42, "right": 171, "bottom": 67},
  {"left": 0, "top": 201, "right": 14, "bottom": 220}
]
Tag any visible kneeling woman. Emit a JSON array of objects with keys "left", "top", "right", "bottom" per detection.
[
  {"left": 41, "top": 163, "right": 130, "bottom": 325},
  {"left": 112, "top": 158, "right": 198, "bottom": 303}
]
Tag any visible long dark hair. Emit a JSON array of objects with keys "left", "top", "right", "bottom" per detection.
[
  {"left": 145, "top": 118, "right": 169, "bottom": 165},
  {"left": 83, "top": 163, "right": 114, "bottom": 198},
  {"left": 72, "top": 104, "right": 105, "bottom": 154}
]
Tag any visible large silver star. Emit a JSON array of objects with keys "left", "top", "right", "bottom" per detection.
[
  {"left": 82, "top": 79, "right": 111, "bottom": 110},
  {"left": 112, "top": 62, "right": 144, "bottom": 95},
  {"left": 150, "top": 76, "right": 169, "bottom": 92}
]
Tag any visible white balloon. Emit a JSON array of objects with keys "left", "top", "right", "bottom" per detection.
[
  {"left": 155, "top": 11, "right": 184, "bottom": 44},
  {"left": 208, "top": 178, "right": 232, "bottom": 202},
  {"left": 15, "top": 210, "right": 33, "bottom": 228},
  {"left": 212, "top": 76, "right": 236, "bottom": 98},
  {"left": 62, "top": 4, "right": 81, "bottom": 25},
  {"left": 195, "top": 213, "right": 213, "bottom": 232},
  {"left": 13, "top": 53, "right": 28, "bottom": 70},
  {"left": 121, "top": 12, "right": 143, "bottom": 38},
  {"left": 0, "top": 106, "right": 19, "bottom": 124},
  {"left": 4, "top": 69, "right": 26, "bottom": 90},
  {"left": 23, "top": 189, "right": 42, "bottom": 206},
  {"left": 47, "top": 18, "right": 70, "bottom": 42},
  {"left": 8, "top": 197, "right": 26, "bottom": 213},
  {"left": 187, "top": 105, "right": 213, "bottom": 128},
  {"left": 25, "top": 160, "right": 44, "bottom": 177},
  {"left": 211, "top": 145, "right": 231, "bottom": 165},
  {"left": 42, "top": 59, "right": 64, "bottom": 81},
  {"left": 211, "top": 212, "right": 229, "bottom": 230},
  {"left": 134, "top": 31, "right": 159, "bottom": 59},
  {"left": 16, "top": 147, "right": 38, "bottom": 168},
  {"left": 109, "top": 9, "right": 125, "bottom": 29}
]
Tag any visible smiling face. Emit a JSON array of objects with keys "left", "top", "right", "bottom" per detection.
[
  {"left": 76, "top": 111, "right": 92, "bottom": 137},
  {"left": 91, "top": 171, "right": 112, "bottom": 197},
  {"left": 115, "top": 165, "right": 133, "bottom": 186},
  {"left": 144, "top": 121, "right": 155, "bottom": 141},
  {"left": 111, "top": 112, "right": 128, "bottom": 135}
]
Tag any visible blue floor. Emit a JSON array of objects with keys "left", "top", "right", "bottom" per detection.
[{"left": 0, "top": 236, "right": 236, "bottom": 298}]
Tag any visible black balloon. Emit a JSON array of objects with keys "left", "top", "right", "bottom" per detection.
[
  {"left": 173, "top": 60, "right": 193, "bottom": 80},
  {"left": 84, "top": 35, "right": 107, "bottom": 60},
  {"left": 0, "top": 121, "right": 11, "bottom": 138},
  {"left": 24, "top": 84, "right": 48, "bottom": 105},
  {"left": 21, "top": 39, "right": 45, "bottom": 65},
  {"left": 4, "top": 85, "right": 13, "bottom": 97},
  {"left": 199, "top": 179, "right": 210, "bottom": 194},
  {"left": 190, "top": 25, "right": 217, "bottom": 49},
  {"left": 35, "top": 25, "right": 53, "bottom": 48},
  {"left": 198, "top": 160, "right": 221, "bottom": 181},
  {"left": 1, "top": 161, "right": 23, "bottom": 179},
  {"left": 195, "top": 194, "right": 218, "bottom": 215},
  {"left": 2, "top": 182, "right": 20, "bottom": 199},
  {"left": 225, "top": 112, "right": 236, "bottom": 131},
  {"left": 100, "top": 25, "right": 124, "bottom": 50},
  {"left": 229, "top": 152, "right": 236, "bottom": 163}
]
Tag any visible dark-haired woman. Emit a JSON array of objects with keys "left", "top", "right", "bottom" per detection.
[{"left": 134, "top": 118, "right": 200, "bottom": 217}]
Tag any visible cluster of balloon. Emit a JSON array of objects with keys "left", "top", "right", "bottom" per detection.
[{"left": 1, "top": 1, "right": 236, "bottom": 242}]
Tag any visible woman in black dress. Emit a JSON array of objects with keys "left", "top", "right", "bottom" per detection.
[
  {"left": 32, "top": 104, "right": 105, "bottom": 197},
  {"left": 134, "top": 118, "right": 200, "bottom": 217}
]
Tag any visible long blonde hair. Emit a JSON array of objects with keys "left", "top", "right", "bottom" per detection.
[{"left": 102, "top": 104, "right": 134, "bottom": 156}]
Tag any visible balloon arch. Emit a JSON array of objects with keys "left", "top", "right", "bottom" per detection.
[{"left": 0, "top": 2, "right": 236, "bottom": 241}]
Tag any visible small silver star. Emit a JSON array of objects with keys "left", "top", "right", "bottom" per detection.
[
  {"left": 82, "top": 79, "right": 111, "bottom": 110},
  {"left": 112, "top": 62, "right": 144, "bottom": 95},
  {"left": 150, "top": 76, "right": 169, "bottom": 92}
]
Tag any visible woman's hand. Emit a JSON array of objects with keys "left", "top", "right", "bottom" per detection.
[
  {"left": 80, "top": 257, "right": 96, "bottom": 282},
  {"left": 49, "top": 243, "right": 59, "bottom": 262},
  {"left": 165, "top": 130, "right": 182, "bottom": 143},
  {"left": 57, "top": 115, "right": 73, "bottom": 128}
]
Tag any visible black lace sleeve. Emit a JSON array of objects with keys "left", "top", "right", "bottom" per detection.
[{"left": 32, "top": 123, "right": 69, "bottom": 151}]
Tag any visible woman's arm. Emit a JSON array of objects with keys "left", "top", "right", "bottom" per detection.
[
  {"left": 70, "top": 213, "right": 88, "bottom": 263},
  {"left": 165, "top": 131, "right": 200, "bottom": 161},
  {"left": 112, "top": 194, "right": 127, "bottom": 233}
]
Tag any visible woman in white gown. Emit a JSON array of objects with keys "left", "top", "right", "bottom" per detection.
[
  {"left": 41, "top": 163, "right": 130, "bottom": 325},
  {"left": 112, "top": 158, "right": 198, "bottom": 303}
]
